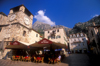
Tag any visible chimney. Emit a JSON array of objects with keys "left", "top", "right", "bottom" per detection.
[{"left": 93, "top": 22, "right": 95, "bottom": 26}]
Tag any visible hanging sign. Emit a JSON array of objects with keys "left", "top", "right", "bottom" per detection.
[
  {"left": 38, "top": 38, "right": 52, "bottom": 44},
  {"left": 10, "top": 41, "right": 20, "bottom": 45}
]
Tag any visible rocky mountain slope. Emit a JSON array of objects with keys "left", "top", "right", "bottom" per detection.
[
  {"left": 32, "top": 21, "right": 51, "bottom": 32},
  {"left": 32, "top": 15, "right": 100, "bottom": 37},
  {"left": 32, "top": 21, "right": 72, "bottom": 36},
  {"left": 69, "top": 15, "right": 100, "bottom": 35}
]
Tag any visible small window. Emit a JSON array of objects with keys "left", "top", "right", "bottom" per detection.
[
  {"left": 52, "top": 30, "right": 56, "bottom": 33},
  {"left": 36, "top": 34, "right": 38, "bottom": 37},
  {"left": 12, "top": 38, "right": 15, "bottom": 41},
  {"left": 57, "top": 29, "right": 59, "bottom": 32},
  {"left": 78, "top": 38, "right": 80, "bottom": 41},
  {"left": 23, "top": 31, "right": 26, "bottom": 36},
  {"left": 0, "top": 27, "right": 2, "bottom": 32},
  {"left": 53, "top": 31, "right": 55, "bottom": 33},
  {"left": 6, "top": 42, "right": 9, "bottom": 45},
  {"left": 77, "top": 34, "right": 79, "bottom": 37},
  {"left": 56, "top": 36, "right": 58, "bottom": 39},
  {"left": 48, "top": 31, "right": 49, "bottom": 33},
  {"left": 59, "top": 36, "right": 61, "bottom": 38},
  {"left": 48, "top": 36, "right": 50, "bottom": 39},
  {"left": 12, "top": 38, "right": 15, "bottom": 43},
  {"left": 73, "top": 34, "right": 76, "bottom": 37},
  {"left": 51, "top": 36, "right": 55, "bottom": 39},
  {"left": 78, "top": 44, "right": 80, "bottom": 46},
  {"left": 56, "top": 35, "right": 61, "bottom": 39},
  {"left": 81, "top": 33, "right": 83, "bottom": 36},
  {"left": 8, "top": 38, "right": 9, "bottom": 41}
]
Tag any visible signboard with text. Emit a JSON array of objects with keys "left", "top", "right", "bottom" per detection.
[
  {"left": 38, "top": 38, "right": 53, "bottom": 44},
  {"left": 10, "top": 41, "right": 20, "bottom": 45}
]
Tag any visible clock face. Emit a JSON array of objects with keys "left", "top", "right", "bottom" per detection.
[
  {"left": 10, "top": 14, "right": 16, "bottom": 21},
  {"left": 24, "top": 16, "right": 30, "bottom": 25}
]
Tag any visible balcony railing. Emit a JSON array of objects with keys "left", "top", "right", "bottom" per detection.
[{"left": 72, "top": 41, "right": 82, "bottom": 43}]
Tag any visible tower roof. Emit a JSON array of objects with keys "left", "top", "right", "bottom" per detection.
[
  {"left": 10, "top": 4, "right": 34, "bottom": 16},
  {"left": 0, "top": 12, "right": 7, "bottom": 16}
]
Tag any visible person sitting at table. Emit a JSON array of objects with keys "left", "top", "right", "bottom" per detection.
[{"left": 57, "top": 54, "right": 61, "bottom": 61}]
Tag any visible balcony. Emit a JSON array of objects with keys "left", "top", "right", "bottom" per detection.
[{"left": 73, "top": 41, "right": 82, "bottom": 43}]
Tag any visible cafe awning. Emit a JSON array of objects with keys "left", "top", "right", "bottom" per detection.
[
  {"left": 30, "top": 38, "right": 67, "bottom": 49},
  {"left": 6, "top": 41, "right": 30, "bottom": 49}
]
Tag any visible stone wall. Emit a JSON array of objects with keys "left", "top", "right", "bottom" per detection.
[
  {"left": 44, "top": 28, "right": 68, "bottom": 45},
  {"left": 0, "top": 23, "right": 42, "bottom": 44},
  {"left": 0, "top": 14, "right": 8, "bottom": 25},
  {"left": 8, "top": 11, "right": 32, "bottom": 28}
]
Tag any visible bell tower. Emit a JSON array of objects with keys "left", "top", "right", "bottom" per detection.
[{"left": 8, "top": 4, "right": 33, "bottom": 28}]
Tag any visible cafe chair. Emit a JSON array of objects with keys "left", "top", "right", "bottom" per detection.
[
  {"left": 17, "top": 56, "right": 21, "bottom": 61},
  {"left": 54, "top": 59, "right": 57, "bottom": 64},
  {"left": 34, "top": 57, "right": 38, "bottom": 63},
  {"left": 48, "top": 58, "right": 53, "bottom": 64},
  {"left": 56, "top": 57, "right": 61, "bottom": 64},
  {"left": 39, "top": 57, "right": 44, "bottom": 63},
  {"left": 25, "top": 57, "right": 31, "bottom": 62},
  {"left": 21, "top": 56, "right": 25, "bottom": 61},
  {"left": 12, "top": 56, "right": 16, "bottom": 61}
]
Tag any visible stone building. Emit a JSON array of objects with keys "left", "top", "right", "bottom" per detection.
[
  {"left": 87, "top": 22, "right": 100, "bottom": 54},
  {"left": 69, "top": 33, "right": 88, "bottom": 53},
  {"left": 0, "top": 5, "right": 42, "bottom": 58},
  {"left": 44, "top": 27, "right": 68, "bottom": 54}
]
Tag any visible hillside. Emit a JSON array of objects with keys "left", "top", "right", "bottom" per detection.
[
  {"left": 32, "top": 21, "right": 72, "bottom": 36},
  {"left": 69, "top": 15, "right": 100, "bottom": 35}
]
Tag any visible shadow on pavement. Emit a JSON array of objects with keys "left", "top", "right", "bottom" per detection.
[
  {"left": 87, "top": 53, "right": 100, "bottom": 66},
  {"left": 61, "top": 54, "right": 92, "bottom": 66}
]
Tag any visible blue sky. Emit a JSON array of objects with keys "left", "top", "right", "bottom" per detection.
[{"left": 0, "top": 0, "right": 100, "bottom": 28}]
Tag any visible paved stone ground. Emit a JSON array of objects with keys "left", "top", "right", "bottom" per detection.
[
  {"left": 62, "top": 54, "right": 91, "bottom": 66},
  {"left": 87, "top": 54, "right": 100, "bottom": 66},
  {"left": 0, "top": 54, "right": 91, "bottom": 66}
]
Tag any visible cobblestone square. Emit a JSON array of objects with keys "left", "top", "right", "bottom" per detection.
[{"left": 0, "top": 54, "right": 91, "bottom": 66}]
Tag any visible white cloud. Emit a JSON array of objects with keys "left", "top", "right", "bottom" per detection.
[
  {"left": 93, "top": 14, "right": 99, "bottom": 17},
  {"left": 34, "top": 10, "right": 55, "bottom": 26}
]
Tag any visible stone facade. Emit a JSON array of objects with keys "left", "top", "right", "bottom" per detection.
[
  {"left": 0, "top": 5, "right": 42, "bottom": 58},
  {"left": 87, "top": 22, "right": 100, "bottom": 54},
  {"left": 8, "top": 5, "right": 33, "bottom": 28},
  {"left": 0, "top": 4, "right": 42, "bottom": 45},
  {"left": 0, "top": 12, "right": 8, "bottom": 25},
  {"left": 44, "top": 27, "right": 68, "bottom": 54},
  {"left": 69, "top": 33, "right": 88, "bottom": 53},
  {"left": 44, "top": 27, "right": 68, "bottom": 45}
]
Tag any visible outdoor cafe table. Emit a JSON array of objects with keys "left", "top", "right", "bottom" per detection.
[
  {"left": 25, "top": 56, "right": 29, "bottom": 59},
  {"left": 15, "top": 55, "right": 20, "bottom": 61},
  {"left": 15, "top": 56, "right": 19, "bottom": 58},
  {"left": 52, "top": 58, "right": 57, "bottom": 62},
  {"left": 48, "top": 58, "right": 57, "bottom": 64},
  {"left": 37, "top": 57, "right": 42, "bottom": 60}
]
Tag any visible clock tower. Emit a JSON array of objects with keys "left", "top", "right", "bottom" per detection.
[{"left": 8, "top": 4, "right": 33, "bottom": 28}]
